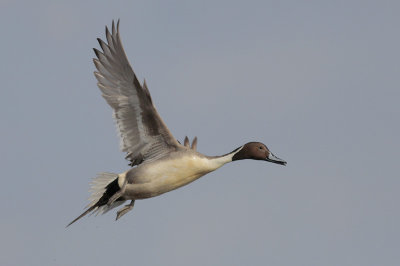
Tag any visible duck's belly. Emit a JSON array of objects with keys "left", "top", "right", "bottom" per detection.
[{"left": 123, "top": 155, "right": 220, "bottom": 199}]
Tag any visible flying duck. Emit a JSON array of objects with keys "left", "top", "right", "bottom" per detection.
[{"left": 67, "top": 21, "right": 286, "bottom": 227}]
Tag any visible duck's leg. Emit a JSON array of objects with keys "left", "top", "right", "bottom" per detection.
[
  {"left": 116, "top": 200, "right": 135, "bottom": 220},
  {"left": 107, "top": 178, "right": 127, "bottom": 206}
]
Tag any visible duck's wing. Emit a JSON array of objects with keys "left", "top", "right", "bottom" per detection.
[
  {"left": 191, "top": 136, "right": 197, "bottom": 151},
  {"left": 183, "top": 136, "right": 190, "bottom": 147},
  {"left": 94, "top": 21, "right": 179, "bottom": 166}
]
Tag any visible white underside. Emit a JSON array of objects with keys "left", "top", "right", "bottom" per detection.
[{"left": 120, "top": 152, "right": 235, "bottom": 199}]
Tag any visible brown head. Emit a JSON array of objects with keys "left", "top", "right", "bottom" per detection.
[{"left": 232, "top": 142, "right": 287, "bottom": 165}]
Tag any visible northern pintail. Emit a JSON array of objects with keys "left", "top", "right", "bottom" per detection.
[{"left": 67, "top": 21, "right": 286, "bottom": 226}]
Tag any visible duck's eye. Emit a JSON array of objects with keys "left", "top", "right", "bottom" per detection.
[{"left": 259, "top": 146, "right": 263, "bottom": 150}]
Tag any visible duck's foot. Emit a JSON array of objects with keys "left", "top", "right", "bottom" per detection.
[{"left": 116, "top": 200, "right": 135, "bottom": 220}]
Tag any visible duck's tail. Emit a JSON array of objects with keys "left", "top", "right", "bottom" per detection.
[{"left": 66, "top": 172, "right": 124, "bottom": 227}]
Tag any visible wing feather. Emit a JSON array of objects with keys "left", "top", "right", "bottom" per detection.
[{"left": 94, "top": 20, "right": 179, "bottom": 166}]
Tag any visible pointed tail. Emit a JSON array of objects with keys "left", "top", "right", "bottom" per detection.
[
  {"left": 66, "top": 206, "right": 97, "bottom": 227},
  {"left": 66, "top": 172, "right": 123, "bottom": 227}
]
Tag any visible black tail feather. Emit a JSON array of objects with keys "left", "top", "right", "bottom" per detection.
[{"left": 66, "top": 178, "right": 121, "bottom": 227}]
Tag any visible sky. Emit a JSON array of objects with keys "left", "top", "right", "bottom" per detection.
[{"left": 1, "top": 1, "right": 399, "bottom": 265}]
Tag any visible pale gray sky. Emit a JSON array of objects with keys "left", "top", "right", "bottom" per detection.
[{"left": 1, "top": 1, "right": 399, "bottom": 265}]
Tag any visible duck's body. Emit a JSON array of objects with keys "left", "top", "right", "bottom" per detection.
[
  {"left": 67, "top": 21, "right": 286, "bottom": 227},
  {"left": 120, "top": 147, "right": 236, "bottom": 199}
]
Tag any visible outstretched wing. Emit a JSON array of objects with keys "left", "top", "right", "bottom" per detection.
[{"left": 93, "top": 20, "right": 179, "bottom": 166}]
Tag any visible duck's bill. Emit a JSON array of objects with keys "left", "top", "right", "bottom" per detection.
[{"left": 265, "top": 153, "right": 287, "bottom": 165}]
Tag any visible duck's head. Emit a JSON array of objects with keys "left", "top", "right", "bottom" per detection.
[{"left": 232, "top": 142, "right": 287, "bottom": 165}]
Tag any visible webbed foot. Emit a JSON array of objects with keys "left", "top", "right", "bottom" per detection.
[{"left": 116, "top": 200, "right": 135, "bottom": 220}]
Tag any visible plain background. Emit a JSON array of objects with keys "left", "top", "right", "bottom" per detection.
[{"left": 1, "top": 1, "right": 399, "bottom": 265}]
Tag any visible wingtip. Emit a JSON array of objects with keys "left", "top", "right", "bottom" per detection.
[
  {"left": 191, "top": 136, "right": 198, "bottom": 150},
  {"left": 105, "top": 25, "right": 110, "bottom": 37},
  {"left": 112, "top": 20, "right": 116, "bottom": 35},
  {"left": 184, "top": 136, "right": 190, "bottom": 147},
  {"left": 93, "top": 48, "right": 101, "bottom": 57}
]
